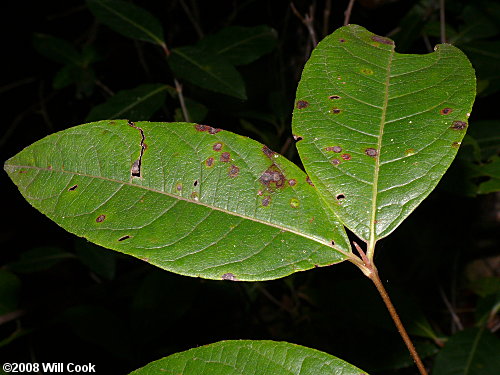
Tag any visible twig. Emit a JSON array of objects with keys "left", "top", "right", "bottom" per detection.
[
  {"left": 344, "top": 0, "right": 356, "bottom": 26},
  {"left": 290, "top": 2, "right": 318, "bottom": 47},
  {"left": 161, "top": 42, "right": 190, "bottom": 122},
  {"left": 439, "top": 286, "right": 464, "bottom": 332},
  {"left": 95, "top": 79, "right": 114, "bottom": 97},
  {"left": 371, "top": 271, "right": 429, "bottom": 375},
  {"left": 179, "top": 0, "right": 204, "bottom": 38},
  {"left": 439, "top": 0, "right": 446, "bottom": 43}
]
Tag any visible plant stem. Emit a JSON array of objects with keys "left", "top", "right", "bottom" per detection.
[{"left": 369, "top": 269, "right": 429, "bottom": 375}]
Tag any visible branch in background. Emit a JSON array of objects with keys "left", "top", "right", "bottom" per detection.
[
  {"left": 439, "top": 286, "right": 464, "bottom": 333},
  {"left": 179, "top": 0, "right": 204, "bottom": 38},
  {"left": 160, "top": 41, "right": 190, "bottom": 122},
  {"left": 290, "top": 2, "right": 318, "bottom": 47},
  {"left": 344, "top": 0, "right": 356, "bottom": 26},
  {"left": 95, "top": 79, "right": 114, "bottom": 97},
  {"left": 322, "top": 0, "right": 331, "bottom": 37},
  {"left": 440, "top": 0, "right": 446, "bottom": 43}
]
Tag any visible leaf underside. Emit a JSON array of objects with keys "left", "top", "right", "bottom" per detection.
[
  {"left": 292, "top": 24, "right": 476, "bottom": 242},
  {"left": 4, "top": 121, "right": 349, "bottom": 281},
  {"left": 129, "top": 340, "right": 369, "bottom": 375}
]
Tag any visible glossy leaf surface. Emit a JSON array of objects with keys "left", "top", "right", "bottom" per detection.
[
  {"left": 169, "top": 46, "right": 247, "bottom": 100},
  {"left": 87, "top": 0, "right": 165, "bottom": 46},
  {"left": 86, "top": 84, "right": 168, "bottom": 122},
  {"left": 292, "top": 24, "right": 476, "bottom": 242},
  {"left": 4, "top": 121, "right": 349, "bottom": 281},
  {"left": 130, "top": 340, "right": 368, "bottom": 375}
]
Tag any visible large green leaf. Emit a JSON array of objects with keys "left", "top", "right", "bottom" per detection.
[
  {"left": 4, "top": 120, "right": 349, "bottom": 281},
  {"left": 169, "top": 46, "right": 247, "bottom": 100},
  {"left": 130, "top": 340, "right": 369, "bottom": 375},
  {"left": 432, "top": 328, "right": 500, "bottom": 375},
  {"left": 87, "top": 0, "right": 165, "bottom": 46},
  {"left": 292, "top": 24, "right": 476, "bottom": 246},
  {"left": 86, "top": 84, "right": 168, "bottom": 122}
]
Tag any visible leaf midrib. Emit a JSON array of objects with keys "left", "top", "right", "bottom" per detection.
[
  {"left": 6, "top": 163, "right": 345, "bottom": 254},
  {"left": 93, "top": 0, "right": 164, "bottom": 46},
  {"left": 368, "top": 44, "right": 395, "bottom": 254}
]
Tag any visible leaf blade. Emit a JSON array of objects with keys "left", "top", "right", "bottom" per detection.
[
  {"left": 4, "top": 121, "right": 349, "bottom": 281},
  {"left": 292, "top": 24, "right": 476, "bottom": 243},
  {"left": 169, "top": 46, "right": 247, "bottom": 100},
  {"left": 129, "top": 340, "right": 369, "bottom": 375},
  {"left": 87, "top": 0, "right": 165, "bottom": 46}
]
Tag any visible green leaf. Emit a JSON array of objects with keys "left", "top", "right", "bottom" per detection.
[
  {"left": 432, "top": 328, "right": 500, "bottom": 375},
  {"left": 169, "top": 46, "right": 247, "bottom": 100},
  {"left": 129, "top": 340, "right": 368, "bottom": 375},
  {"left": 292, "top": 24, "right": 476, "bottom": 244},
  {"left": 197, "top": 25, "right": 278, "bottom": 66},
  {"left": 86, "top": 84, "right": 168, "bottom": 122},
  {"left": 33, "top": 34, "right": 82, "bottom": 66},
  {"left": 87, "top": 0, "right": 165, "bottom": 46},
  {"left": 4, "top": 120, "right": 349, "bottom": 281}
]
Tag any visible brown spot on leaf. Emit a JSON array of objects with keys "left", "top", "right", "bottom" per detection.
[
  {"left": 190, "top": 192, "right": 199, "bottom": 200},
  {"left": 405, "top": 148, "right": 416, "bottom": 156},
  {"left": 325, "top": 146, "right": 342, "bottom": 152},
  {"left": 213, "top": 142, "right": 223, "bottom": 151},
  {"left": 440, "top": 108, "right": 453, "bottom": 115},
  {"left": 118, "top": 235, "right": 131, "bottom": 241},
  {"left": 18, "top": 170, "right": 28, "bottom": 174},
  {"left": 331, "top": 158, "right": 341, "bottom": 165},
  {"left": 288, "top": 179, "right": 297, "bottom": 187},
  {"left": 96, "top": 215, "right": 106, "bottom": 223},
  {"left": 220, "top": 152, "right": 231, "bottom": 162},
  {"left": 329, "top": 95, "right": 341, "bottom": 99},
  {"left": 452, "top": 141, "right": 460, "bottom": 148},
  {"left": 331, "top": 108, "right": 341, "bottom": 114},
  {"left": 361, "top": 68, "right": 373, "bottom": 75},
  {"left": 222, "top": 273, "right": 238, "bottom": 281},
  {"left": 365, "top": 148, "right": 378, "bottom": 157},
  {"left": 341, "top": 153, "right": 351, "bottom": 160},
  {"left": 259, "top": 165, "right": 286, "bottom": 189},
  {"left": 306, "top": 176, "right": 314, "bottom": 186},
  {"left": 229, "top": 165, "right": 239, "bottom": 177},
  {"left": 48, "top": 165, "right": 53, "bottom": 170},
  {"left": 195, "top": 124, "right": 221, "bottom": 134},
  {"left": 205, "top": 157, "right": 214, "bottom": 167},
  {"left": 371, "top": 35, "right": 394, "bottom": 45},
  {"left": 262, "top": 196, "right": 271, "bottom": 206},
  {"left": 296, "top": 100, "right": 309, "bottom": 109},
  {"left": 176, "top": 183, "right": 182, "bottom": 191},
  {"left": 450, "top": 121, "right": 467, "bottom": 130},
  {"left": 339, "top": 38, "right": 346, "bottom": 43},
  {"left": 262, "top": 145, "right": 275, "bottom": 158},
  {"left": 68, "top": 184, "right": 78, "bottom": 191}
]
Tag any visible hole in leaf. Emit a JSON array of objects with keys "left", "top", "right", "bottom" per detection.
[
  {"left": 118, "top": 235, "right": 131, "bottom": 241},
  {"left": 329, "top": 95, "right": 341, "bottom": 99},
  {"left": 336, "top": 194, "right": 345, "bottom": 200},
  {"left": 293, "top": 135, "right": 303, "bottom": 141},
  {"left": 193, "top": 180, "right": 199, "bottom": 187},
  {"left": 68, "top": 185, "right": 78, "bottom": 191}
]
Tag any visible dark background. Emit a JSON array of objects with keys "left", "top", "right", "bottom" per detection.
[{"left": 1, "top": 1, "right": 498, "bottom": 374}]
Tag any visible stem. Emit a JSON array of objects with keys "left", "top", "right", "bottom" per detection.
[
  {"left": 348, "top": 244, "right": 428, "bottom": 375},
  {"left": 370, "top": 269, "right": 429, "bottom": 375},
  {"left": 344, "top": 0, "right": 356, "bottom": 26},
  {"left": 439, "top": 0, "right": 446, "bottom": 43}
]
